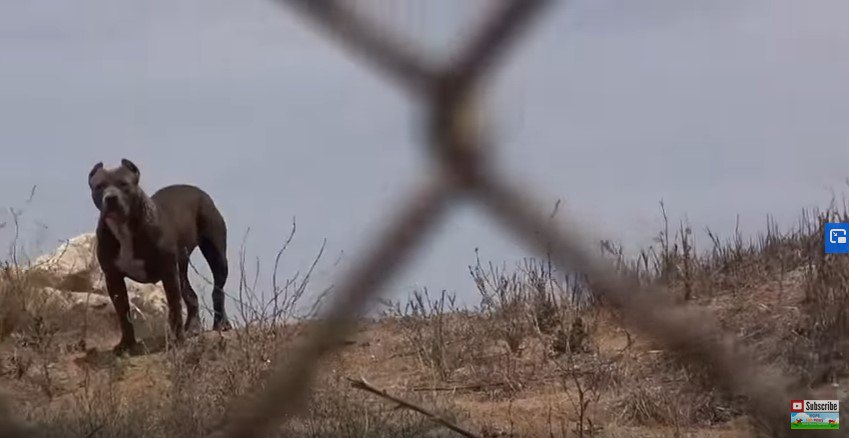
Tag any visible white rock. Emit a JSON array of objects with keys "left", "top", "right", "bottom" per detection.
[
  {"left": 28, "top": 233, "right": 168, "bottom": 322},
  {"left": 33, "top": 233, "right": 98, "bottom": 277}
]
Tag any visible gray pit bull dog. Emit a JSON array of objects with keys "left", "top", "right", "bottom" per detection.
[{"left": 88, "top": 159, "right": 232, "bottom": 355}]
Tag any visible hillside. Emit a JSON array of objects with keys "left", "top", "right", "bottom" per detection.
[{"left": 1, "top": 209, "right": 848, "bottom": 437}]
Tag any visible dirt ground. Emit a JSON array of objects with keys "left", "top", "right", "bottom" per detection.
[{"left": 2, "top": 235, "right": 848, "bottom": 437}]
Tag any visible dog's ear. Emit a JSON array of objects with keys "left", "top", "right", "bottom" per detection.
[
  {"left": 120, "top": 159, "right": 140, "bottom": 182},
  {"left": 88, "top": 162, "right": 103, "bottom": 182}
]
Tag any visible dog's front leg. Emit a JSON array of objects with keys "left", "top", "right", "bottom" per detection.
[
  {"left": 161, "top": 268, "right": 186, "bottom": 345},
  {"left": 104, "top": 272, "right": 137, "bottom": 355}
]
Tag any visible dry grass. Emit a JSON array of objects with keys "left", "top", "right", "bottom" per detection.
[
  {"left": 1, "top": 198, "right": 848, "bottom": 437},
  {"left": 3, "top": 2, "right": 847, "bottom": 436}
]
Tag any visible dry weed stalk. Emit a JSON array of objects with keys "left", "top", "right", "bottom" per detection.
[
  {"left": 3, "top": 1, "right": 848, "bottom": 437},
  {"left": 347, "top": 376, "right": 481, "bottom": 438},
  {"left": 213, "top": 1, "right": 816, "bottom": 437}
]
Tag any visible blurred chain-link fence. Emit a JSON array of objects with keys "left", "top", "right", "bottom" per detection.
[{"left": 0, "top": 1, "right": 835, "bottom": 437}]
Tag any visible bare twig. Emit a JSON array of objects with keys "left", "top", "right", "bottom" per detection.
[
  {"left": 26, "top": 185, "right": 37, "bottom": 204},
  {"left": 475, "top": 173, "right": 798, "bottom": 435},
  {"left": 0, "top": 0, "right": 827, "bottom": 437},
  {"left": 83, "top": 423, "right": 105, "bottom": 438},
  {"left": 271, "top": 217, "right": 297, "bottom": 323},
  {"left": 347, "top": 376, "right": 481, "bottom": 438},
  {"left": 218, "top": 177, "right": 452, "bottom": 437}
]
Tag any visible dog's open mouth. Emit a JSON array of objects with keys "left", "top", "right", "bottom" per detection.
[{"left": 103, "top": 210, "right": 126, "bottom": 221}]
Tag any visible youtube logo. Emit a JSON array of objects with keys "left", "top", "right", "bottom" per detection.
[{"left": 791, "top": 400, "right": 804, "bottom": 413}]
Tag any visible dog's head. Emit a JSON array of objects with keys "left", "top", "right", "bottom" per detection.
[{"left": 88, "top": 159, "right": 143, "bottom": 220}]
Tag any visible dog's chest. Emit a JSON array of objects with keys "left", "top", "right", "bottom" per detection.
[{"left": 105, "top": 219, "right": 152, "bottom": 282}]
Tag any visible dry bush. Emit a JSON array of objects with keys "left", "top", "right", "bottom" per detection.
[
  {"left": 604, "top": 201, "right": 817, "bottom": 302},
  {"left": 384, "top": 288, "right": 484, "bottom": 381},
  {"left": 615, "top": 383, "right": 669, "bottom": 427},
  {"left": 0, "top": 262, "right": 69, "bottom": 344},
  {"left": 593, "top": 201, "right": 849, "bottom": 431},
  {"left": 12, "top": 221, "right": 466, "bottom": 437},
  {"left": 28, "top": 316, "right": 455, "bottom": 438},
  {"left": 470, "top": 252, "right": 598, "bottom": 356},
  {"left": 1, "top": 259, "right": 75, "bottom": 401},
  {"left": 382, "top": 249, "right": 604, "bottom": 409},
  {"left": 798, "top": 208, "right": 849, "bottom": 384},
  {"left": 0, "top": 202, "right": 131, "bottom": 401},
  {"left": 7, "top": 191, "right": 849, "bottom": 437},
  {"left": 292, "top": 379, "right": 465, "bottom": 437},
  {"left": 612, "top": 351, "right": 743, "bottom": 429},
  {"left": 28, "top": 334, "right": 452, "bottom": 437}
]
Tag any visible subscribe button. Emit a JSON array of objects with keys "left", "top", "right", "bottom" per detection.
[{"left": 791, "top": 400, "right": 839, "bottom": 430}]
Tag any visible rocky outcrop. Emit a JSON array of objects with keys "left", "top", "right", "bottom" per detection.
[{"left": 28, "top": 233, "right": 168, "bottom": 329}]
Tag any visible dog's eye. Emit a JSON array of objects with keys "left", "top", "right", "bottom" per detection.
[
  {"left": 117, "top": 181, "right": 129, "bottom": 189},
  {"left": 95, "top": 183, "right": 106, "bottom": 191}
]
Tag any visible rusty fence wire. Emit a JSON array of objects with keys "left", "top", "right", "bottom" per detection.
[{"left": 0, "top": 1, "right": 839, "bottom": 437}]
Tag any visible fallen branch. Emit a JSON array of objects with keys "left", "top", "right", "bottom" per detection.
[
  {"left": 411, "top": 383, "right": 503, "bottom": 393},
  {"left": 84, "top": 423, "right": 105, "bottom": 438},
  {"left": 347, "top": 376, "right": 481, "bottom": 438}
]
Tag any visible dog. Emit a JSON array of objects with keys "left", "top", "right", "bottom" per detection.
[{"left": 88, "top": 159, "right": 232, "bottom": 355}]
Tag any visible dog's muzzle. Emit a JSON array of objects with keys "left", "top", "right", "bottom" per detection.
[
  {"left": 104, "top": 193, "right": 119, "bottom": 207},
  {"left": 102, "top": 188, "right": 127, "bottom": 215}
]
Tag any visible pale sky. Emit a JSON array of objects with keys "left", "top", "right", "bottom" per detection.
[{"left": 1, "top": 0, "right": 848, "bottom": 313}]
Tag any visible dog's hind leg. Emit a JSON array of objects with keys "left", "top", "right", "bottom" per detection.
[
  {"left": 179, "top": 250, "right": 201, "bottom": 336},
  {"left": 161, "top": 267, "right": 186, "bottom": 345},
  {"left": 199, "top": 234, "right": 231, "bottom": 331}
]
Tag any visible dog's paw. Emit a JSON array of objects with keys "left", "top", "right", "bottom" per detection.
[
  {"left": 212, "top": 318, "right": 233, "bottom": 332},
  {"left": 185, "top": 318, "right": 202, "bottom": 337},
  {"left": 112, "top": 340, "right": 139, "bottom": 357}
]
